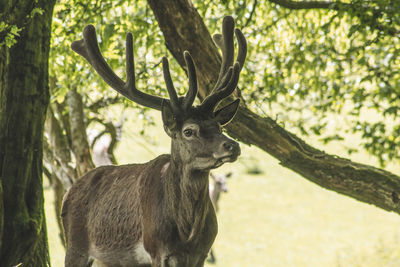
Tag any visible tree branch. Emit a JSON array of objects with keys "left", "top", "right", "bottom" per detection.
[
  {"left": 87, "top": 96, "right": 123, "bottom": 113},
  {"left": 268, "top": 0, "right": 341, "bottom": 10},
  {"left": 147, "top": 0, "right": 400, "bottom": 214},
  {"left": 244, "top": 0, "right": 258, "bottom": 28},
  {"left": 268, "top": 0, "right": 400, "bottom": 36}
]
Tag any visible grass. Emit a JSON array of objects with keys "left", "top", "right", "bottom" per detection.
[{"left": 45, "top": 109, "right": 400, "bottom": 266}]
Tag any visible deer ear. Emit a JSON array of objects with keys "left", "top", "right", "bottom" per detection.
[
  {"left": 210, "top": 173, "right": 216, "bottom": 180},
  {"left": 162, "top": 100, "right": 177, "bottom": 136},
  {"left": 214, "top": 99, "right": 240, "bottom": 126}
]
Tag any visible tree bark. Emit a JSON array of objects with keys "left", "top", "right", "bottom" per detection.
[
  {"left": 147, "top": 0, "right": 400, "bottom": 214},
  {"left": 45, "top": 105, "right": 75, "bottom": 188},
  {"left": 0, "top": 0, "right": 55, "bottom": 266}
]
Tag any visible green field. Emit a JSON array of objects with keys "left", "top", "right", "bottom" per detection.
[{"left": 45, "top": 111, "right": 400, "bottom": 267}]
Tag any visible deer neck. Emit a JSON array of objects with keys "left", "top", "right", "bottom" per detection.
[{"left": 164, "top": 153, "right": 211, "bottom": 243}]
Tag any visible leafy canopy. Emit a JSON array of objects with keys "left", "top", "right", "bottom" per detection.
[{"left": 50, "top": 0, "right": 400, "bottom": 166}]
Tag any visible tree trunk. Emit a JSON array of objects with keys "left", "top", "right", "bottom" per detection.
[
  {"left": 147, "top": 0, "right": 400, "bottom": 214},
  {"left": 45, "top": 105, "right": 75, "bottom": 188},
  {"left": 0, "top": 0, "right": 55, "bottom": 266}
]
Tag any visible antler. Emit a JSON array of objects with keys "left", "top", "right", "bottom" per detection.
[
  {"left": 199, "top": 16, "right": 247, "bottom": 113},
  {"left": 161, "top": 51, "right": 198, "bottom": 114},
  {"left": 71, "top": 25, "right": 198, "bottom": 114}
]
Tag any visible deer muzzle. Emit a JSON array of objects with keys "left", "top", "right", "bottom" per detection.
[{"left": 213, "top": 139, "right": 240, "bottom": 163}]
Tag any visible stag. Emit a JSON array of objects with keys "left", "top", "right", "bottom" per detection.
[{"left": 62, "top": 16, "right": 246, "bottom": 267}]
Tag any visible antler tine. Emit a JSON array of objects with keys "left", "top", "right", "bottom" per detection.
[
  {"left": 162, "top": 57, "right": 180, "bottom": 114},
  {"left": 212, "top": 20, "right": 247, "bottom": 93},
  {"left": 212, "top": 34, "right": 234, "bottom": 92},
  {"left": 200, "top": 62, "right": 240, "bottom": 112},
  {"left": 125, "top": 32, "right": 136, "bottom": 92},
  {"left": 71, "top": 25, "right": 165, "bottom": 110},
  {"left": 235, "top": 28, "right": 247, "bottom": 72},
  {"left": 182, "top": 51, "right": 198, "bottom": 111},
  {"left": 213, "top": 16, "right": 235, "bottom": 91},
  {"left": 71, "top": 25, "right": 124, "bottom": 90},
  {"left": 199, "top": 16, "right": 247, "bottom": 113}
]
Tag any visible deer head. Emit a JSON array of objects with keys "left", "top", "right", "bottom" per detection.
[
  {"left": 71, "top": 16, "right": 246, "bottom": 171},
  {"left": 211, "top": 172, "right": 232, "bottom": 193}
]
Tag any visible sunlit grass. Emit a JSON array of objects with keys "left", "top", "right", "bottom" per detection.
[
  {"left": 45, "top": 109, "right": 400, "bottom": 267},
  {"left": 206, "top": 146, "right": 400, "bottom": 267}
]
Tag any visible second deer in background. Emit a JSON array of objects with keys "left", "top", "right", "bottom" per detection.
[
  {"left": 209, "top": 172, "right": 232, "bottom": 212},
  {"left": 208, "top": 172, "right": 233, "bottom": 263}
]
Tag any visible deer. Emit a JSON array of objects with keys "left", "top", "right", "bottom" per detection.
[
  {"left": 209, "top": 172, "right": 232, "bottom": 212},
  {"left": 61, "top": 15, "right": 246, "bottom": 267},
  {"left": 207, "top": 172, "right": 232, "bottom": 263}
]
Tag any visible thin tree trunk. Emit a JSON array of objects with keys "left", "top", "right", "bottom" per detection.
[
  {"left": 147, "top": 0, "right": 400, "bottom": 214},
  {"left": 67, "top": 89, "right": 95, "bottom": 176},
  {"left": 45, "top": 105, "right": 75, "bottom": 188},
  {"left": 51, "top": 173, "right": 66, "bottom": 246},
  {"left": 0, "top": 0, "right": 55, "bottom": 266}
]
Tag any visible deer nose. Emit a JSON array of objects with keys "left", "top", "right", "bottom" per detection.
[{"left": 222, "top": 140, "right": 239, "bottom": 153}]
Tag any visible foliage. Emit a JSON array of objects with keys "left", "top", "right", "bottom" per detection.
[
  {"left": 0, "top": 22, "right": 22, "bottom": 48},
  {"left": 196, "top": 0, "right": 400, "bottom": 166},
  {"left": 50, "top": 0, "right": 182, "bottom": 111},
  {"left": 46, "top": 0, "right": 158, "bottom": 185},
  {"left": 48, "top": 0, "right": 399, "bottom": 168}
]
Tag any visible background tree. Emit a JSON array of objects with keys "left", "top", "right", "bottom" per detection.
[{"left": 0, "top": 0, "right": 56, "bottom": 266}]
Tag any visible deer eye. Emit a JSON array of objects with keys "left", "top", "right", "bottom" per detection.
[{"left": 183, "top": 129, "right": 193, "bottom": 137}]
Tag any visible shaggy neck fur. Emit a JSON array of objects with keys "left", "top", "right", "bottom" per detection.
[{"left": 164, "top": 152, "right": 211, "bottom": 243}]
